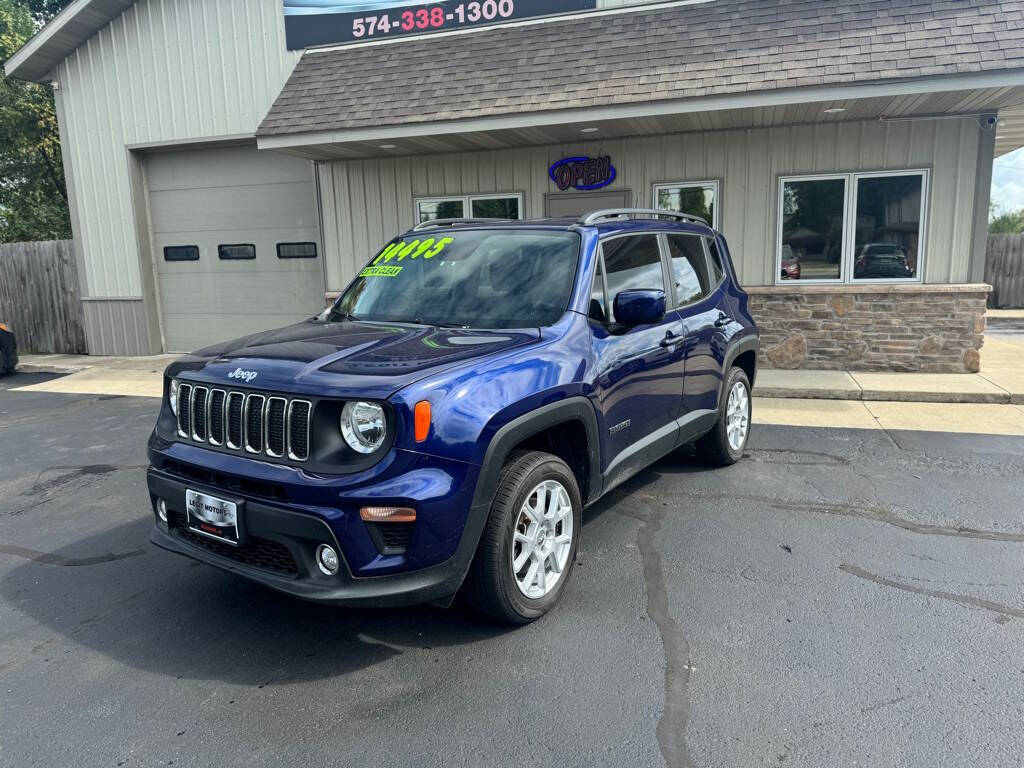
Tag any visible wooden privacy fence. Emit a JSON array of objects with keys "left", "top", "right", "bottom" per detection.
[
  {"left": 986, "top": 234, "right": 1024, "bottom": 309},
  {"left": 0, "top": 240, "right": 87, "bottom": 354}
]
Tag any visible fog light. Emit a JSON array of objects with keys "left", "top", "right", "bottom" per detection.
[
  {"left": 156, "top": 498, "right": 168, "bottom": 523},
  {"left": 317, "top": 544, "right": 340, "bottom": 575},
  {"left": 360, "top": 506, "right": 417, "bottom": 523}
]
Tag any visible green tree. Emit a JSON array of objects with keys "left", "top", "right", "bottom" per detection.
[
  {"left": 990, "top": 207, "right": 1024, "bottom": 235},
  {"left": 0, "top": 0, "right": 71, "bottom": 243}
]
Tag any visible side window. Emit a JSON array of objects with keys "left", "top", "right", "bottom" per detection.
[
  {"left": 589, "top": 254, "right": 607, "bottom": 322},
  {"left": 667, "top": 235, "right": 711, "bottom": 306},
  {"left": 602, "top": 235, "right": 665, "bottom": 322},
  {"left": 706, "top": 238, "right": 726, "bottom": 284}
]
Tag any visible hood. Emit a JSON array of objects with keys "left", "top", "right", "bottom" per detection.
[{"left": 170, "top": 320, "right": 540, "bottom": 400}]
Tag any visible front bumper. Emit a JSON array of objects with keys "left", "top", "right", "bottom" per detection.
[{"left": 146, "top": 457, "right": 488, "bottom": 608}]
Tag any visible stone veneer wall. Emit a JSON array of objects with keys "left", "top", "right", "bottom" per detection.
[{"left": 746, "top": 284, "right": 990, "bottom": 373}]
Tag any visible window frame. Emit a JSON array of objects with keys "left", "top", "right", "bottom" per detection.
[
  {"left": 652, "top": 180, "right": 721, "bottom": 230},
  {"left": 775, "top": 169, "right": 929, "bottom": 286},
  {"left": 414, "top": 193, "right": 524, "bottom": 223}
]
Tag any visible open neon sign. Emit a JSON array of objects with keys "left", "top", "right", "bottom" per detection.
[{"left": 549, "top": 156, "right": 616, "bottom": 191}]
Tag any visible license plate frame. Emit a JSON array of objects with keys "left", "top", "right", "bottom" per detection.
[{"left": 185, "top": 489, "right": 242, "bottom": 546}]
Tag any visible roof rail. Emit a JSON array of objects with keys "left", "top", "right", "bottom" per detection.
[
  {"left": 577, "top": 208, "right": 710, "bottom": 227},
  {"left": 411, "top": 218, "right": 506, "bottom": 232}
]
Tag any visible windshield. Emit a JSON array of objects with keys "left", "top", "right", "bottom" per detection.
[{"left": 329, "top": 229, "right": 581, "bottom": 329}]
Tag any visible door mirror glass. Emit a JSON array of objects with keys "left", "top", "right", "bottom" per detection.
[{"left": 613, "top": 289, "right": 666, "bottom": 327}]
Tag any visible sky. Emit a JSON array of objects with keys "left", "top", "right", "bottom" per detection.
[{"left": 992, "top": 146, "right": 1024, "bottom": 216}]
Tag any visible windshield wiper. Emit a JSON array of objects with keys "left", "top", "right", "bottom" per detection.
[{"left": 388, "top": 318, "right": 470, "bottom": 329}]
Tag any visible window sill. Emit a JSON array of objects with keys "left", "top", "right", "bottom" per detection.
[{"left": 745, "top": 283, "right": 991, "bottom": 295}]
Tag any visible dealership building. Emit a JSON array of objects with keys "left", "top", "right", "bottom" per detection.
[{"left": 6, "top": 0, "right": 1024, "bottom": 371}]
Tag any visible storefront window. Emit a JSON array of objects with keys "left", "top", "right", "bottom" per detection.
[
  {"left": 853, "top": 174, "right": 923, "bottom": 281},
  {"left": 417, "top": 197, "right": 465, "bottom": 223},
  {"left": 416, "top": 194, "right": 522, "bottom": 223},
  {"left": 654, "top": 181, "right": 718, "bottom": 229},
  {"left": 779, "top": 177, "right": 846, "bottom": 281},
  {"left": 776, "top": 171, "right": 927, "bottom": 284},
  {"left": 471, "top": 195, "right": 521, "bottom": 220}
]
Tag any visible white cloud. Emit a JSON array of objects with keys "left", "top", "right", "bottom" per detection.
[{"left": 993, "top": 146, "right": 1024, "bottom": 214}]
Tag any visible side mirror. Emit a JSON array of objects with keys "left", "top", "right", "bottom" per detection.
[{"left": 613, "top": 289, "right": 666, "bottom": 327}]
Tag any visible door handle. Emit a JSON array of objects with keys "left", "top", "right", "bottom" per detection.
[
  {"left": 660, "top": 330, "right": 686, "bottom": 348},
  {"left": 714, "top": 312, "right": 731, "bottom": 328}
]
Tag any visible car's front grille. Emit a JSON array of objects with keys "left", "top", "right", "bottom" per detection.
[
  {"left": 168, "top": 510, "right": 298, "bottom": 576},
  {"left": 176, "top": 384, "right": 312, "bottom": 463}
]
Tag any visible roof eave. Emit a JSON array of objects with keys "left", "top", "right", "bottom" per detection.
[
  {"left": 4, "top": 0, "right": 137, "bottom": 83},
  {"left": 257, "top": 69, "right": 1024, "bottom": 154}
]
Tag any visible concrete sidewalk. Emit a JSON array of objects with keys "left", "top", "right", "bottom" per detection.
[{"left": 10, "top": 331, "right": 1024, "bottom": 405}]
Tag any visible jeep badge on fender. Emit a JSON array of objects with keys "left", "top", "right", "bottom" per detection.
[{"left": 147, "top": 208, "right": 759, "bottom": 625}]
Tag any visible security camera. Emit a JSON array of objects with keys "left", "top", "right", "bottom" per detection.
[{"left": 982, "top": 115, "right": 998, "bottom": 129}]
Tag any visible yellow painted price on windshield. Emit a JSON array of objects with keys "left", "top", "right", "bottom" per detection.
[{"left": 372, "top": 237, "right": 454, "bottom": 265}]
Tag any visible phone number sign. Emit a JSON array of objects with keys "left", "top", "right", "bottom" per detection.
[{"left": 284, "top": 0, "right": 598, "bottom": 50}]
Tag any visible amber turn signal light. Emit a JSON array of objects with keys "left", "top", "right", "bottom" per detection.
[
  {"left": 414, "top": 400, "right": 431, "bottom": 443},
  {"left": 360, "top": 506, "right": 417, "bottom": 523},
  {"left": 0, "top": 323, "right": 9, "bottom": 332}
]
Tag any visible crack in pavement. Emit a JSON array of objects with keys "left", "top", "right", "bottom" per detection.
[
  {"left": 652, "top": 490, "right": 1024, "bottom": 543},
  {"left": 0, "top": 543, "right": 146, "bottom": 567},
  {"left": 840, "top": 564, "right": 1024, "bottom": 620},
  {"left": 620, "top": 501, "right": 696, "bottom": 768}
]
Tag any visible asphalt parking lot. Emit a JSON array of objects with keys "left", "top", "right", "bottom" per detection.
[{"left": 1, "top": 372, "right": 1023, "bottom": 768}]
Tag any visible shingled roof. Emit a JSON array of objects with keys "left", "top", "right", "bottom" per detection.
[{"left": 257, "top": 0, "right": 1024, "bottom": 138}]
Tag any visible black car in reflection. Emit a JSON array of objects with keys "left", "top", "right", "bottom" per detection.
[{"left": 854, "top": 244, "right": 914, "bottom": 280}]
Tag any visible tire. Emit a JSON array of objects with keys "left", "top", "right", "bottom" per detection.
[
  {"left": 696, "top": 366, "right": 752, "bottom": 466},
  {"left": 0, "top": 346, "right": 10, "bottom": 377},
  {"left": 464, "top": 450, "right": 582, "bottom": 624}
]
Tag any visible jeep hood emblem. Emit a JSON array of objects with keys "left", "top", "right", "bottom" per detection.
[{"left": 228, "top": 368, "right": 258, "bottom": 383}]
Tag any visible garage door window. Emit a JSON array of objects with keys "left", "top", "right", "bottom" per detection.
[
  {"left": 164, "top": 245, "right": 199, "bottom": 262},
  {"left": 218, "top": 244, "right": 256, "bottom": 260},
  {"left": 277, "top": 242, "right": 318, "bottom": 259}
]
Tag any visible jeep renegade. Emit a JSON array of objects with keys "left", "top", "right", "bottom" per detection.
[{"left": 148, "top": 209, "right": 759, "bottom": 623}]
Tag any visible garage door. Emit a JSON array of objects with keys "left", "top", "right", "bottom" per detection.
[{"left": 147, "top": 144, "right": 325, "bottom": 353}]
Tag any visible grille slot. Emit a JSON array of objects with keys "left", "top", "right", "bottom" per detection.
[
  {"left": 288, "top": 401, "right": 311, "bottom": 461},
  {"left": 244, "top": 394, "right": 266, "bottom": 454},
  {"left": 191, "top": 387, "right": 209, "bottom": 442},
  {"left": 175, "top": 384, "right": 312, "bottom": 463},
  {"left": 266, "top": 398, "right": 287, "bottom": 457},
  {"left": 177, "top": 384, "right": 192, "bottom": 437},
  {"left": 168, "top": 510, "right": 297, "bottom": 576},
  {"left": 208, "top": 390, "right": 226, "bottom": 445},
  {"left": 226, "top": 392, "right": 244, "bottom": 449}
]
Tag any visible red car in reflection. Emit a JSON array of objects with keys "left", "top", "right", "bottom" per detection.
[{"left": 780, "top": 245, "right": 801, "bottom": 280}]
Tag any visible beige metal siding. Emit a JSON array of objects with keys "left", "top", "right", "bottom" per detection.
[
  {"left": 55, "top": 0, "right": 301, "bottom": 300},
  {"left": 318, "top": 118, "right": 981, "bottom": 290}
]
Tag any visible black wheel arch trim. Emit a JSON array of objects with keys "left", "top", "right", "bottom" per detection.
[
  {"left": 471, "top": 397, "right": 603, "bottom": 512},
  {"left": 723, "top": 333, "right": 760, "bottom": 386}
]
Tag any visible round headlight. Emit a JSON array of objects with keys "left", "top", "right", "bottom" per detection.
[
  {"left": 340, "top": 401, "right": 387, "bottom": 454},
  {"left": 169, "top": 379, "right": 180, "bottom": 416}
]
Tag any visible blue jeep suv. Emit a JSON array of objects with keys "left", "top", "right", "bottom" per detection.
[{"left": 148, "top": 209, "right": 759, "bottom": 623}]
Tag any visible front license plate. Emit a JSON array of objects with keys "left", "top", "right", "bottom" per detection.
[{"left": 186, "top": 490, "right": 239, "bottom": 546}]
